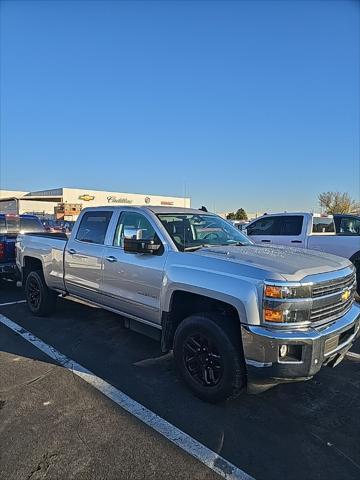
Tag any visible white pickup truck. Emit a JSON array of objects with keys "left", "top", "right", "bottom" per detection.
[
  {"left": 16, "top": 206, "right": 360, "bottom": 402},
  {"left": 245, "top": 213, "right": 360, "bottom": 293}
]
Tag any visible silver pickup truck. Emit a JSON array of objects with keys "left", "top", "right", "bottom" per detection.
[{"left": 16, "top": 206, "right": 360, "bottom": 402}]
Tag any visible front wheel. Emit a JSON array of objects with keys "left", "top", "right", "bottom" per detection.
[
  {"left": 25, "top": 270, "right": 57, "bottom": 316},
  {"left": 173, "top": 313, "right": 246, "bottom": 403}
]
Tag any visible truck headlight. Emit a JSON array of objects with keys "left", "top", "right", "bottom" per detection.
[
  {"left": 263, "top": 282, "right": 312, "bottom": 325},
  {"left": 264, "top": 306, "right": 311, "bottom": 324},
  {"left": 264, "top": 283, "right": 311, "bottom": 299}
]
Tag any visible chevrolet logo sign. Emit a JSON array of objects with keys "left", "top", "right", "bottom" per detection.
[
  {"left": 341, "top": 289, "right": 351, "bottom": 302},
  {"left": 79, "top": 194, "right": 95, "bottom": 201}
]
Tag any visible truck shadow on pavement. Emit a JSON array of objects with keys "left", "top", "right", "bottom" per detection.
[{"left": 1, "top": 296, "right": 360, "bottom": 480}]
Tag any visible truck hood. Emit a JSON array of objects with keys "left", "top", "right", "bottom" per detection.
[{"left": 193, "top": 244, "right": 351, "bottom": 281}]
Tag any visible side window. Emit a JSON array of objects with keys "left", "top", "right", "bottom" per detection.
[
  {"left": 312, "top": 217, "right": 335, "bottom": 233},
  {"left": 76, "top": 211, "right": 113, "bottom": 244},
  {"left": 113, "top": 212, "right": 157, "bottom": 247},
  {"left": 278, "top": 216, "right": 303, "bottom": 236},
  {"left": 247, "top": 217, "right": 279, "bottom": 235},
  {"left": 338, "top": 217, "right": 360, "bottom": 235}
]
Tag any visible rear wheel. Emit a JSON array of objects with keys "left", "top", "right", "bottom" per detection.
[
  {"left": 25, "top": 270, "right": 57, "bottom": 316},
  {"left": 173, "top": 313, "right": 246, "bottom": 403}
]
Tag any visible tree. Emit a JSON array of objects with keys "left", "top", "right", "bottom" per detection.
[
  {"left": 226, "top": 208, "right": 248, "bottom": 221},
  {"left": 235, "top": 208, "right": 248, "bottom": 220},
  {"left": 318, "top": 191, "right": 360, "bottom": 214}
]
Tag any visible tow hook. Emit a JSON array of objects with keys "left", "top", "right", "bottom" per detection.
[
  {"left": 327, "top": 353, "right": 345, "bottom": 368},
  {"left": 345, "top": 351, "right": 360, "bottom": 362}
]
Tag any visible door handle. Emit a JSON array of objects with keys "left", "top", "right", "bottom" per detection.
[
  {"left": 291, "top": 240, "right": 302, "bottom": 244},
  {"left": 261, "top": 240, "right": 271, "bottom": 243},
  {"left": 68, "top": 248, "right": 77, "bottom": 255},
  {"left": 105, "top": 255, "right": 117, "bottom": 263}
]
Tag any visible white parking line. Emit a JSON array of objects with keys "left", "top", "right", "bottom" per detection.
[
  {"left": 0, "top": 314, "right": 254, "bottom": 480},
  {"left": 0, "top": 300, "right": 26, "bottom": 307}
]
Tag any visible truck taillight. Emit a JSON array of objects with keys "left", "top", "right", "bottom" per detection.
[{"left": 0, "top": 242, "right": 5, "bottom": 259}]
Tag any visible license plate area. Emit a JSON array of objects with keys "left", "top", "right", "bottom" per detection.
[
  {"left": 324, "top": 325, "right": 356, "bottom": 356},
  {"left": 324, "top": 335, "right": 339, "bottom": 355}
]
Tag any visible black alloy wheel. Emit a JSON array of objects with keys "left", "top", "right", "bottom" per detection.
[
  {"left": 173, "top": 313, "right": 246, "bottom": 403},
  {"left": 25, "top": 270, "right": 57, "bottom": 316},
  {"left": 27, "top": 275, "right": 41, "bottom": 310},
  {"left": 183, "top": 333, "right": 223, "bottom": 387}
]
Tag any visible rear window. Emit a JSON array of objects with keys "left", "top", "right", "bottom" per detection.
[
  {"left": 312, "top": 217, "right": 335, "bottom": 233},
  {"left": 76, "top": 211, "right": 113, "bottom": 244},
  {"left": 0, "top": 217, "right": 6, "bottom": 234},
  {"left": 19, "top": 217, "right": 45, "bottom": 233},
  {"left": 0, "top": 215, "right": 44, "bottom": 234},
  {"left": 3, "top": 215, "right": 20, "bottom": 233}
]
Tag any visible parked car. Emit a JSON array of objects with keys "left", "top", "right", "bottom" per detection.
[
  {"left": 333, "top": 214, "right": 360, "bottom": 236},
  {"left": 0, "top": 214, "right": 44, "bottom": 281},
  {"left": 245, "top": 213, "right": 360, "bottom": 293},
  {"left": 229, "top": 220, "right": 249, "bottom": 231},
  {"left": 42, "top": 219, "right": 75, "bottom": 233},
  {"left": 16, "top": 206, "right": 360, "bottom": 402}
]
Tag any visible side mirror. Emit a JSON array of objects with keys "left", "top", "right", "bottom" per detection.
[
  {"left": 123, "top": 227, "right": 143, "bottom": 240},
  {"left": 124, "top": 237, "right": 161, "bottom": 254}
]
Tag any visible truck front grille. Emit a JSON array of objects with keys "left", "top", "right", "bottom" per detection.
[
  {"left": 312, "top": 272, "right": 356, "bottom": 298},
  {"left": 310, "top": 270, "right": 356, "bottom": 325},
  {"left": 310, "top": 297, "right": 353, "bottom": 323}
]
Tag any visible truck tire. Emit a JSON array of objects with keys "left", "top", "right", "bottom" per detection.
[
  {"left": 173, "top": 313, "right": 246, "bottom": 403},
  {"left": 25, "top": 270, "right": 57, "bottom": 316}
]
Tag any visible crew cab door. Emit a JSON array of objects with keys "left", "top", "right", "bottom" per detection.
[
  {"left": 246, "top": 215, "right": 305, "bottom": 247},
  {"left": 64, "top": 210, "right": 113, "bottom": 303},
  {"left": 306, "top": 216, "right": 341, "bottom": 255},
  {"left": 101, "top": 210, "right": 167, "bottom": 325}
]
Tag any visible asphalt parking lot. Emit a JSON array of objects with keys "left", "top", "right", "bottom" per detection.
[{"left": 1, "top": 281, "right": 360, "bottom": 480}]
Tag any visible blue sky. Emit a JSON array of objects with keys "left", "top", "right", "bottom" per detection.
[{"left": 1, "top": 0, "right": 359, "bottom": 213}]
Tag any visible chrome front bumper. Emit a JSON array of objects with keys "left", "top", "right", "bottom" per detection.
[{"left": 241, "top": 303, "right": 360, "bottom": 381}]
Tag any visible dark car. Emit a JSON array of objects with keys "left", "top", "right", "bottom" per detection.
[
  {"left": 42, "top": 219, "right": 75, "bottom": 234},
  {"left": 0, "top": 214, "right": 45, "bottom": 281},
  {"left": 334, "top": 214, "right": 360, "bottom": 236}
]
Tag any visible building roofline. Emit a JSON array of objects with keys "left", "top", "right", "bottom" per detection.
[{"left": 24, "top": 186, "right": 190, "bottom": 200}]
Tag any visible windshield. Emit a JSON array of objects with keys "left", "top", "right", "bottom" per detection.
[{"left": 157, "top": 213, "right": 253, "bottom": 251}]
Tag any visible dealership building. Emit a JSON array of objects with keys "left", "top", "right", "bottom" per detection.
[{"left": 0, "top": 187, "right": 191, "bottom": 220}]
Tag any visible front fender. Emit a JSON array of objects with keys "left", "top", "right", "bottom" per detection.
[{"left": 162, "top": 263, "right": 262, "bottom": 325}]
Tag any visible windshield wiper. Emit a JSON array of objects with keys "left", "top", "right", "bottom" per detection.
[
  {"left": 183, "top": 242, "right": 247, "bottom": 251},
  {"left": 183, "top": 244, "right": 210, "bottom": 251},
  {"left": 223, "top": 241, "right": 246, "bottom": 246}
]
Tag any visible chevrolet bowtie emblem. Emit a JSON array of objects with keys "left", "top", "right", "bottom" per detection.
[
  {"left": 79, "top": 194, "right": 95, "bottom": 201},
  {"left": 341, "top": 289, "right": 351, "bottom": 302}
]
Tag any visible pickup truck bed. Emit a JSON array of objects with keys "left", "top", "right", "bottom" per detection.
[
  {"left": 17, "top": 233, "right": 68, "bottom": 292},
  {"left": 24, "top": 232, "right": 68, "bottom": 240},
  {"left": 0, "top": 214, "right": 45, "bottom": 281}
]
